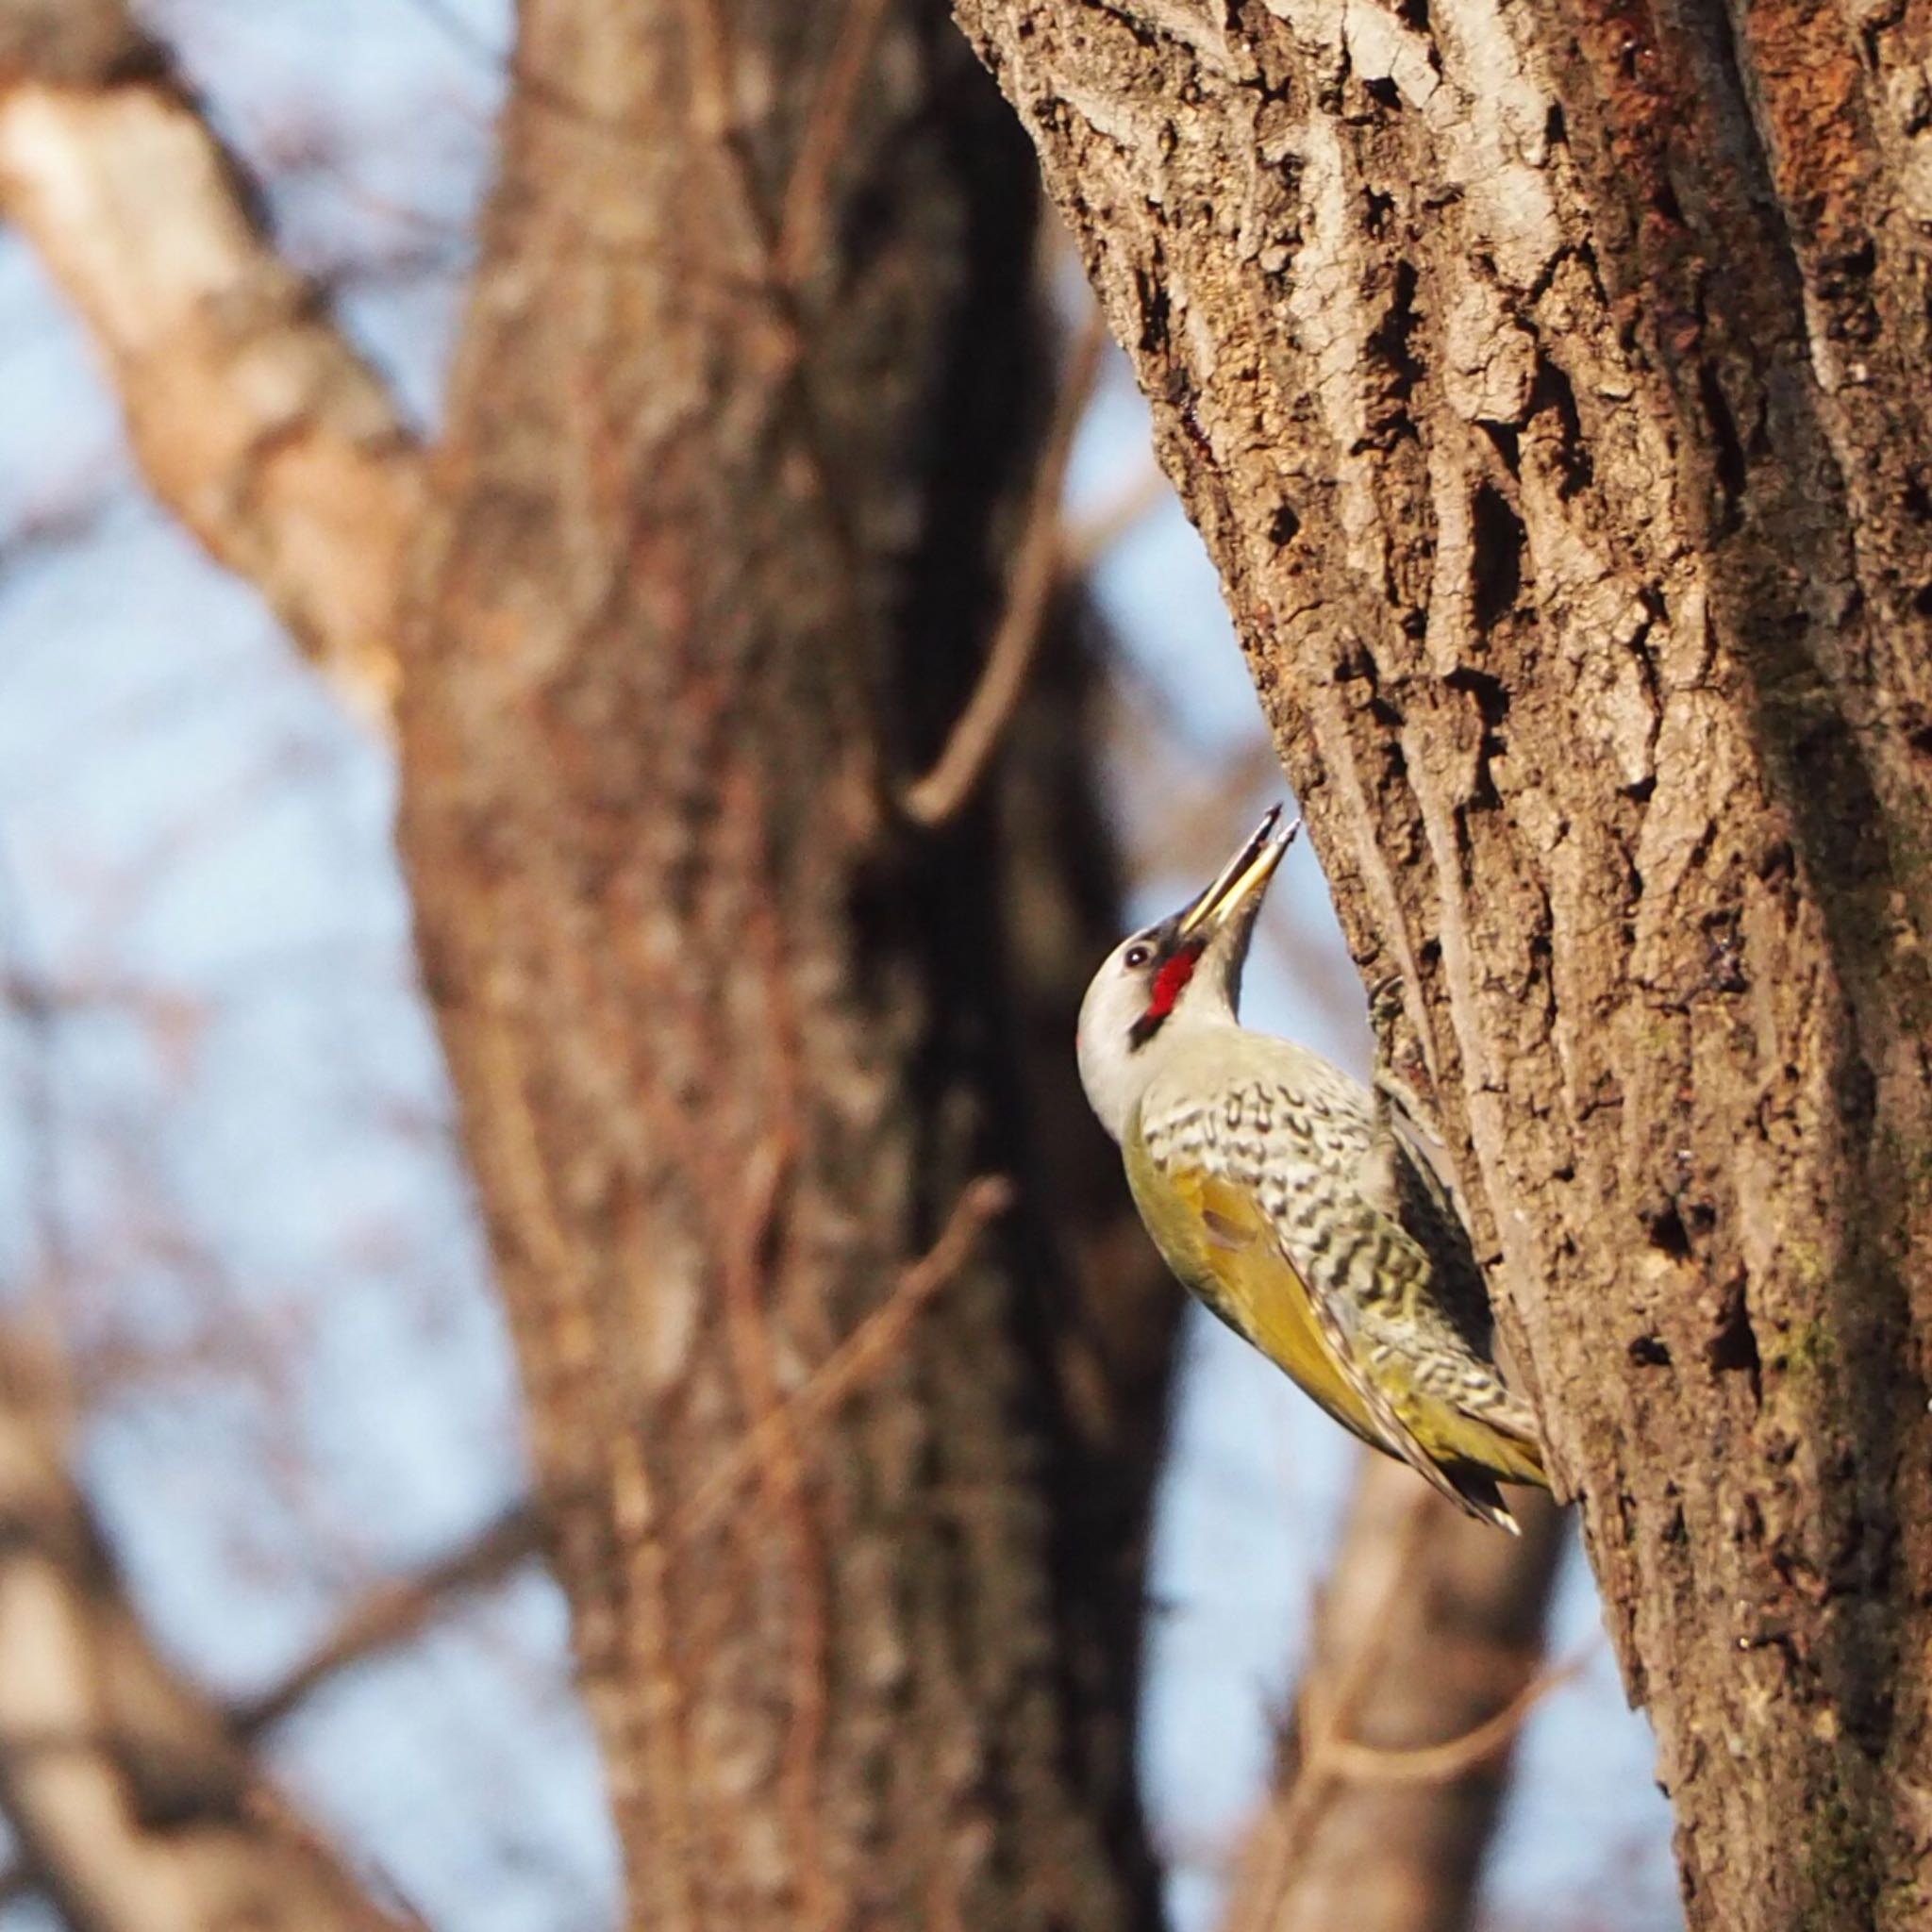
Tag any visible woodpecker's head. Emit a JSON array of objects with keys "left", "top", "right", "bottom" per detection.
[{"left": 1076, "top": 806, "right": 1299, "bottom": 1141}]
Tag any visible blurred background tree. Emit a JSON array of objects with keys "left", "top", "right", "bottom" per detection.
[{"left": 0, "top": 3, "right": 1672, "bottom": 1930}]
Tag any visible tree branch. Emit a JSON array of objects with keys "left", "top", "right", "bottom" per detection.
[
  {"left": 774, "top": 0, "right": 895, "bottom": 287},
  {"left": 232, "top": 1504, "right": 545, "bottom": 1740},
  {"left": 674, "top": 1174, "right": 1013, "bottom": 1539},
  {"left": 0, "top": 1329, "right": 409, "bottom": 1932},
  {"left": 1317, "top": 1648, "right": 1587, "bottom": 1789},
  {"left": 231, "top": 1179, "right": 1012, "bottom": 1741},
  {"left": 0, "top": 0, "right": 422, "bottom": 725},
  {"left": 900, "top": 308, "right": 1106, "bottom": 827},
  {"left": 1222, "top": 1460, "right": 1566, "bottom": 1932}
]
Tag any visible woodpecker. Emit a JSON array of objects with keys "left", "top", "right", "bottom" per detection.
[{"left": 1077, "top": 807, "right": 1546, "bottom": 1531}]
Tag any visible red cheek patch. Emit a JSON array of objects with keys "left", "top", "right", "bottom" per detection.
[{"left": 1144, "top": 941, "right": 1204, "bottom": 1024}]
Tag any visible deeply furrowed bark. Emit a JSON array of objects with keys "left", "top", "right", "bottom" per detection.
[
  {"left": 396, "top": 4, "right": 1164, "bottom": 1926},
  {"left": 953, "top": 1, "right": 1932, "bottom": 1924}
]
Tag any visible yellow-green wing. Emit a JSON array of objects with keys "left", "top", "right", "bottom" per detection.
[
  {"left": 1129, "top": 1150, "right": 1520, "bottom": 1531},
  {"left": 1357, "top": 1120, "right": 1548, "bottom": 1492}
]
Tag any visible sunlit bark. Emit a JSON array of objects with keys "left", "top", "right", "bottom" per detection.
[
  {"left": 0, "top": 0, "right": 419, "bottom": 723},
  {"left": 957, "top": 1, "right": 1932, "bottom": 1924}
]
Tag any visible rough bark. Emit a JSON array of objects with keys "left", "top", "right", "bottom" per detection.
[
  {"left": 0, "top": 0, "right": 421, "bottom": 724},
  {"left": 1224, "top": 1469, "right": 1564, "bottom": 1932},
  {"left": 996, "top": 594, "right": 1187, "bottom": 1789},
  {"left": 954, "top": 1, "right": 1932, "bottom": 1925},
  {"left": 395, "top": 5, "right": 1162, "bottom": 1928},
  {"left": 0, "top": 1334, "right": 403, "bottom": 1932}
]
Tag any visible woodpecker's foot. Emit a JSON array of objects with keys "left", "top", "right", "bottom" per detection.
[
  {"left": 1366, "top": 971, "right": 1443, "bottom": 1145},
  {"left": 1366, "top": 971, "right": 1407, "bottom": 1037},
  {"left": 1374, "top": 1062, "right": 1441, "bottom": 1139}
]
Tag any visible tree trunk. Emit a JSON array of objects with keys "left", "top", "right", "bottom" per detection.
[
  {"left": 396, "top": 5, "right": 1163, "bottom": 1928},
  {"left": 995, "top": 596, "right": 1187, "bottom": 1767},
  {"left": 953, "top": 2, "right": 1932, "bottom": 1926}
]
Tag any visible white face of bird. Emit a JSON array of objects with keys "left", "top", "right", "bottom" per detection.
[{"left": 1076, "top": 807, "right": 1299, "bottom": 1141}]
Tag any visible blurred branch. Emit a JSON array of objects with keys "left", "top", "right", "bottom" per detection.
[
  {"left": 0, "top": 0, "right": 138, "bottom": 84},
  {"left": 774, "top": 0, "right": 893, "bottom": 286},
  {"left": 0, "top": 1328, "right": 410, "bottom": 1932},
  {"left": 0, "top": 478, "right": 125, "bottom": 577},
  {"left": 234, "top": 1178, "right": 1013, "bottom": 1737},
  {"left": 1319, "top": 1647, "right": 1589, "bottom": 1788},
  {"left": 1223, "top": 1459, "right": 1567, "bottom": 1932},
  {"left": 675, "top": 1173, "right": 1012, "bottom": 1538},
  {"left": 1224, "top": 1478, "right": 1435, "bottom": 1932},
  {"left": 900, "top": 308, "right": 1107, "bottom": 826},
  {"left": 1064, "top": 460, "right": 1168, "bottom": 575},
  {"left": 233, "top": 1504, "right": 544, "bottom": 1739},
  {"left": 0, "top": 0, "right": 423, "bottom": 726}
]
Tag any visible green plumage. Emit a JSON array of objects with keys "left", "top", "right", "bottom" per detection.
[
  {"left": 1125, "top": 1028, "right": 1545, "bottom": 1531},
  {"left": 1076, "top": 805, "right": 1545, "bottom": 1531}
]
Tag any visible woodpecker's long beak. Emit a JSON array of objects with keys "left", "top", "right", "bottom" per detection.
[{"left": 1176, "top": 805, "right": 1301, "bottom": 940}]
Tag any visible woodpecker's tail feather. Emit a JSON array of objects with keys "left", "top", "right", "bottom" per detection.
[
  {"left": 1447, "top": 1466, "right": 1524, "bottom": 1535},
  {"left": 1480, "top": 1415, "right": 1549, "bottom": 1490},
  {"left": 1420, "top": 1395, "right": 1548, "bottom": 1500}
]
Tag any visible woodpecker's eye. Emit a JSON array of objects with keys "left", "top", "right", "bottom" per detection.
[{"left": 1124, "top": 943, "right": 1152, "bottom": 969}]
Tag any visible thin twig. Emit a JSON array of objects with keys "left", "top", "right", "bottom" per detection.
[
  {"left": 229, "top": 1181, "right": 1010, "bottom": 1739},
  {"left": 711, "top": 1126, "right": 841, "bottom": 1931},
  {"left": 1064, "top": 461, "right": 1170, "bottom": 575},
  {"left": 1319, "top": 1648, "right": 1590, "bottom": 1787},
  {"left": 900, "top": 310, "right": 1109, "bottom": 827},
  {"left": 675, "top": 1175, "right": 1013, "bottom": 1540},
  {"left": 1224, "top": 1487, "right": 1435, "bottom": 1932},
  {"left": 233, "top": 1503, "right": 543, "bottom": 1736},
  {"left": 776, "top": 0, "right": 896, "bottom": 286}
]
